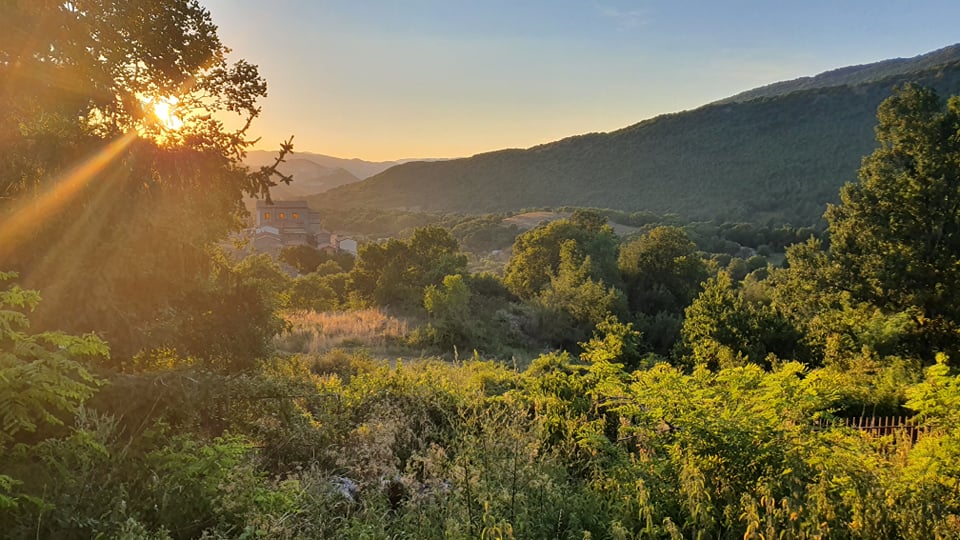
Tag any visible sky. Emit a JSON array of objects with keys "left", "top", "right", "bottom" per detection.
[{"left": 201, "top": 0, "right": 960, "bottom": 161}]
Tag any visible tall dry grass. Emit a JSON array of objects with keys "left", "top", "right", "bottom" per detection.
[{"left": 276, "top": 309, "right": 410, "bottom": 353}]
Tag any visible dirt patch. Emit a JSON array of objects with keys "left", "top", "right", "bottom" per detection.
[
  {"left": 502, "top": 211, "right": 568, "bottom": 230},
  {"left": 503, "top": 211, "right": 640, "bottom": 236},
  {"left": 609, "top": 223, "right": 641, "bottom": 236}
]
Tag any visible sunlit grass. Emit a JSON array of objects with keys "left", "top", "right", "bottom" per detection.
[{"left": 276, "top": 309, "right": 410, "bottom": 354}]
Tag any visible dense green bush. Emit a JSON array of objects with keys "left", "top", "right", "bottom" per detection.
[{"left": 5, "top": 324, "right": 960, "bottom": 538}]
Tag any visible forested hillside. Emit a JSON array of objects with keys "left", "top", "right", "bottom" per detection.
[
  {"left": 317, "top": 57, "right": 960, "bottom": 224},
  {"left": 716, "top": 43, "right": 960, "bottom": 104}
]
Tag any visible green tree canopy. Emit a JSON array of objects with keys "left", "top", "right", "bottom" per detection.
[
  {"left": 279, "top": 245, "right": 326, "bottom": 274},
  {"left": 279, "top": 245, "right": 355, "bottom": 275},
  {"left": 0, "top": 272, "right": 106, "bottom": 446},
  {"left": 681, "top": 272, "right": 799, "bottom": 370},
  {"left": 348, "top": 226, "right": 467, "bottom": 308},
  {"left": 826, "top": 84, "right": 960, "bottom": 355},
  {"left": 618, "top": 226, "right": 707, "bottom": 316},
  {"left": 1, "top": 0, "right": 268, "bottom": 156},
  {"left": 767, "top": 238, "right": 918, "bottom": 365},
  {"left": 504, "top": 212, "right": 621, "bottom": 299},
  {"left": 535, "top": 240, "right": 628, "bottom": 347}
]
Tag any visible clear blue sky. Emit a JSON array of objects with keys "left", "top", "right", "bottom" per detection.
[{"left": 201, "top": 0, "right": 960, "bottom": 160}]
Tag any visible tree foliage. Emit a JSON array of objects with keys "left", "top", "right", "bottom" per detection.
[
  {"left": 827, "top": 85, "right": 960, "bottom": 346},
  {"left": 1, "top": 0, "right": 292, "bottom": 360},
  {"left": 504, "top": 211, "right": 621, "bottom": 299},
  {"left": 349, "top": 226, "right": 467, "bottom": 308},
  {"left": 763, "top": 84, "right": 960, "bottom": 362},
  {"left": 682, "top": 272, "right": 800, "bottom": 369},
  {"left": 421, "top": 274, "right": 474, "bottom": 349},
  {"left": 0, "top": 273, "right": 106, "bottom": 446},
  {"left": 536, "top": 240, "right": 627, "bottom": 346},
  {"left": 1, "top": 0, "right": 267, "bottom": 155},
  {"left": 280, "top": 245, "right": 354, "bottom": 275},
  {"left": 618, "top": 225, "right": 707, "bottom": 316},
  {"left": 0, "top": 272, "right": 107, "bottom": 510}
]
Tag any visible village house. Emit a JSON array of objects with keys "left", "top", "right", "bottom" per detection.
[
  {"left": 248, "top": 200, "right": 359, "bottom": 260},
  {"left": 252, "top": 200, "right": 327, "bottom": 255}
]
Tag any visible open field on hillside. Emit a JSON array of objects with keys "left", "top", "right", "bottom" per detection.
[{"left": 504, "top": 211, "right": 641, "bottom": 236}]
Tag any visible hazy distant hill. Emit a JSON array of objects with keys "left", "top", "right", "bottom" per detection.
[
  {"left": 314, "top": 46, "right": 960, "bottom": 225},
  {"left": 272, "top": 164, "right": 359, "bottom": 200},
  {"left": 243, "top": 152, "right": 360, "bottom": 199},
  {"left": 245, "top": 150, "right": 439, "bottom": 181}
]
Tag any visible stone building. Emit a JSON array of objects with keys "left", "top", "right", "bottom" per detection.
[{"left": 252, "top": 200, "right": 328, "bottom": 255}]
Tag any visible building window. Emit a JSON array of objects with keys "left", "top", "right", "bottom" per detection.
[
  {"left": 279, "top": 212, "right": 285, "bottom": 220},
  {"left": 292, "top": 212, "right": 299, "bottom": 220},
  {"left": 263, "top": 212, "right": 270, "bottom": 221}
]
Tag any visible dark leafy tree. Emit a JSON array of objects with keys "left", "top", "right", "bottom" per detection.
[
  {"left": 287, "top": 273, "right": 339, "bottom": 312},
  {"left": 681, "top": 272, "right": 800, "bottom": 369},
  {"left": 450, "top": 214, "right": 520, "bottom": 252},
  {"left": 279, "top": 245, "right": 327, "bottom": 274},
  {"left": 423, "top": 274, "right": 474, "bottom": 349},
  {"left": 504, "top": 215, "right": 621, "bottom": 299},
  {"left": 536, "top": 241, "right": 628, "bottom": 347},
  {"left": 618, "top": 226, "right": 707, "bottom": 316},
  {"left": 827, "top": 84, "right": 960, "bottom": 356},
  {"left": 349, "top": 238, "right": 415, "bottom": 307},
  {"left": 139, "top": 253, "right": 289, "bottom": 371},
  {"left": 348, "top": 226, "right": 467, "bottom": 308},
  {"left": 408, "top": 226, "right": 469, "bottom": 285},
  {"left": 279, "top": 245, "right": 354, "bottom": 275},
  {"left": 768, "top": 238, "right": 919, "bottom": 366},
  {"left": 569, "top": 209, "right": 608, "bottom": 231}
]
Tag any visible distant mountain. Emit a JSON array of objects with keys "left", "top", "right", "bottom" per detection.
[
  {"left": 245, "top": 150, "right": 441, "bottom": 181},
  {"left": 243, "top": 153, "right": 360, "bottom": 199},
  {"left": 314, "top": 46, "right": 960, "bottom": 225},
  {"left": 273, "top": 165, "right": 359, "bottom": 200}
]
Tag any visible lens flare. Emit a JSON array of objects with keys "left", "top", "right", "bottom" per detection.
[{"left": 151, "top": 96, "right": 184, "bottom": 131}]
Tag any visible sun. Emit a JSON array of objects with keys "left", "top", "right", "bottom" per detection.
[{"left": 144, "top": 96, "right": 184, "bottom": 131}]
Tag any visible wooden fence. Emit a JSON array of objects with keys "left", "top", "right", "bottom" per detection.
[{"left": 813, "top": 415, "right": 932, "bottom": 444}]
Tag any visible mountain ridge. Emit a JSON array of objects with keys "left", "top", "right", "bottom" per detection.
[
  {"left": 245, "top": 150, "right": 447, "bottom": 181},
  {"left": 716, "top": 43, "right": 960, "bottom": 105},
  {"left": 311, "top": 45, "right": 960, "bottom": 225}
]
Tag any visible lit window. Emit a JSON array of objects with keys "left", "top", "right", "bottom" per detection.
[
  {"left": 263, "top": 212, "right": 270, "bottom": 221},
  {"left": 292, "top": 212, "right": 299, "bottom": 220},
  {"left": 279, "top": 212, "right": 285, "bottom": 220}
]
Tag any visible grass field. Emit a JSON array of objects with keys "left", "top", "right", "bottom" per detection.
[{"left": 276, "top": 309, "right": 411, "bottom": 355}]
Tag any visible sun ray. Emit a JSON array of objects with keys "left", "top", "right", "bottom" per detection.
[{"left": 0, "top": 130, "right": 137, "bottom": 261}]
